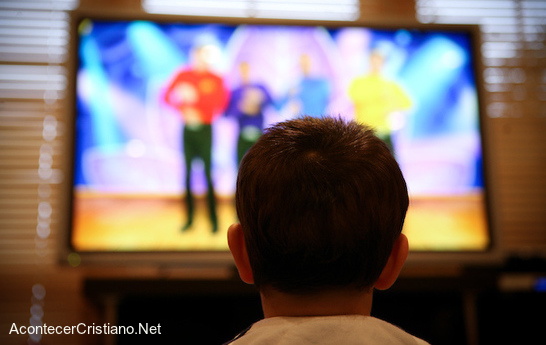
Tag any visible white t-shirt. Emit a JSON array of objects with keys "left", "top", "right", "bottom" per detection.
[{"left": 227, "top": 315, "right": 430, "bottom": 345}]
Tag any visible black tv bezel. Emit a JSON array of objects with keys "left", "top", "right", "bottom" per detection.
[{"left": 59, "top": 10, "right": 500, "bottom": 270}]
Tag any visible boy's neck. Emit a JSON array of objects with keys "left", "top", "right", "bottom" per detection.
[{"left": 259, "top": 287, "right": 374, "bottom": 318}]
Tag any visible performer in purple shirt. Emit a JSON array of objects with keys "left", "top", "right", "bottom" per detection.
[{"left": 226, "top": 62, "right": 274, "bottom": 164}]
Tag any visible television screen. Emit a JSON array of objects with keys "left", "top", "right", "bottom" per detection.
[{"left": 70, "top": 17, "right": 490, "bottom": 255}]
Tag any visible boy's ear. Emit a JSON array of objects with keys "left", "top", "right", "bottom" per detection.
[
  {"left": 374, "top": 233, "right": 409, "bottom": 290},
  {"left": 227, "top": 223, "right": 254, "bottom": 284}
]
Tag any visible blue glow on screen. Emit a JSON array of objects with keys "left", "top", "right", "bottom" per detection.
[{"left": 74, "top": 20, "right": 483, "bottom": 196}]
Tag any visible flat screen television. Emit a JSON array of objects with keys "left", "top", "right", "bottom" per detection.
[{"left": 64, "top": 13, "right": 496, "bottom": 267}]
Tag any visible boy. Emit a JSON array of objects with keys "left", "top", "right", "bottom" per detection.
[{"left": 226, "top": 116, "right": 429, "bottom": 344}]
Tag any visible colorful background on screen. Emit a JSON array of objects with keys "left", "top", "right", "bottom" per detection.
[{"left": 72, "top": 19, "right": 488, "bottom": 252}]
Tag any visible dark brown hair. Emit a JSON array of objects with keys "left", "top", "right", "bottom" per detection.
[{"left": 235, "top": 116, "right": 409, "bottom": 293}]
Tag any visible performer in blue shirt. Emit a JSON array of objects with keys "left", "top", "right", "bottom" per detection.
[{"left": 285, "top": 54, "right": 331, "bottom": 118}]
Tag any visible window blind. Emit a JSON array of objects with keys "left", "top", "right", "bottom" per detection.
[
  {"left": 416, "top": 0, "right": 546, "bottom": 253},
  {"left": 0, "top": 0, "right": 77, "bottom": 266},
  {"left": 142, "top": 0, "right": 360, "bottom": 21}
]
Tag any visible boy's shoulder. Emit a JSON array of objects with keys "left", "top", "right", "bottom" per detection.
[{"left": 226, "top": 315, "right": 430, "bottom": 345}]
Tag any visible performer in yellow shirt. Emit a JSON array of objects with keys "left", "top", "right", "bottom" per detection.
[{"left": 349, "top": 49, "right": 412, "bottom": 152}]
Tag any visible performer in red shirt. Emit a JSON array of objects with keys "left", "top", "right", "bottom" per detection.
[{"left": 164, "top": 43, "right": 229, "bottom": 233}]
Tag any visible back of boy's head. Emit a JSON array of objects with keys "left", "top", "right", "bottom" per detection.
[{"left": 235, "top": 116, "right": 409, "bottom": 294}]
